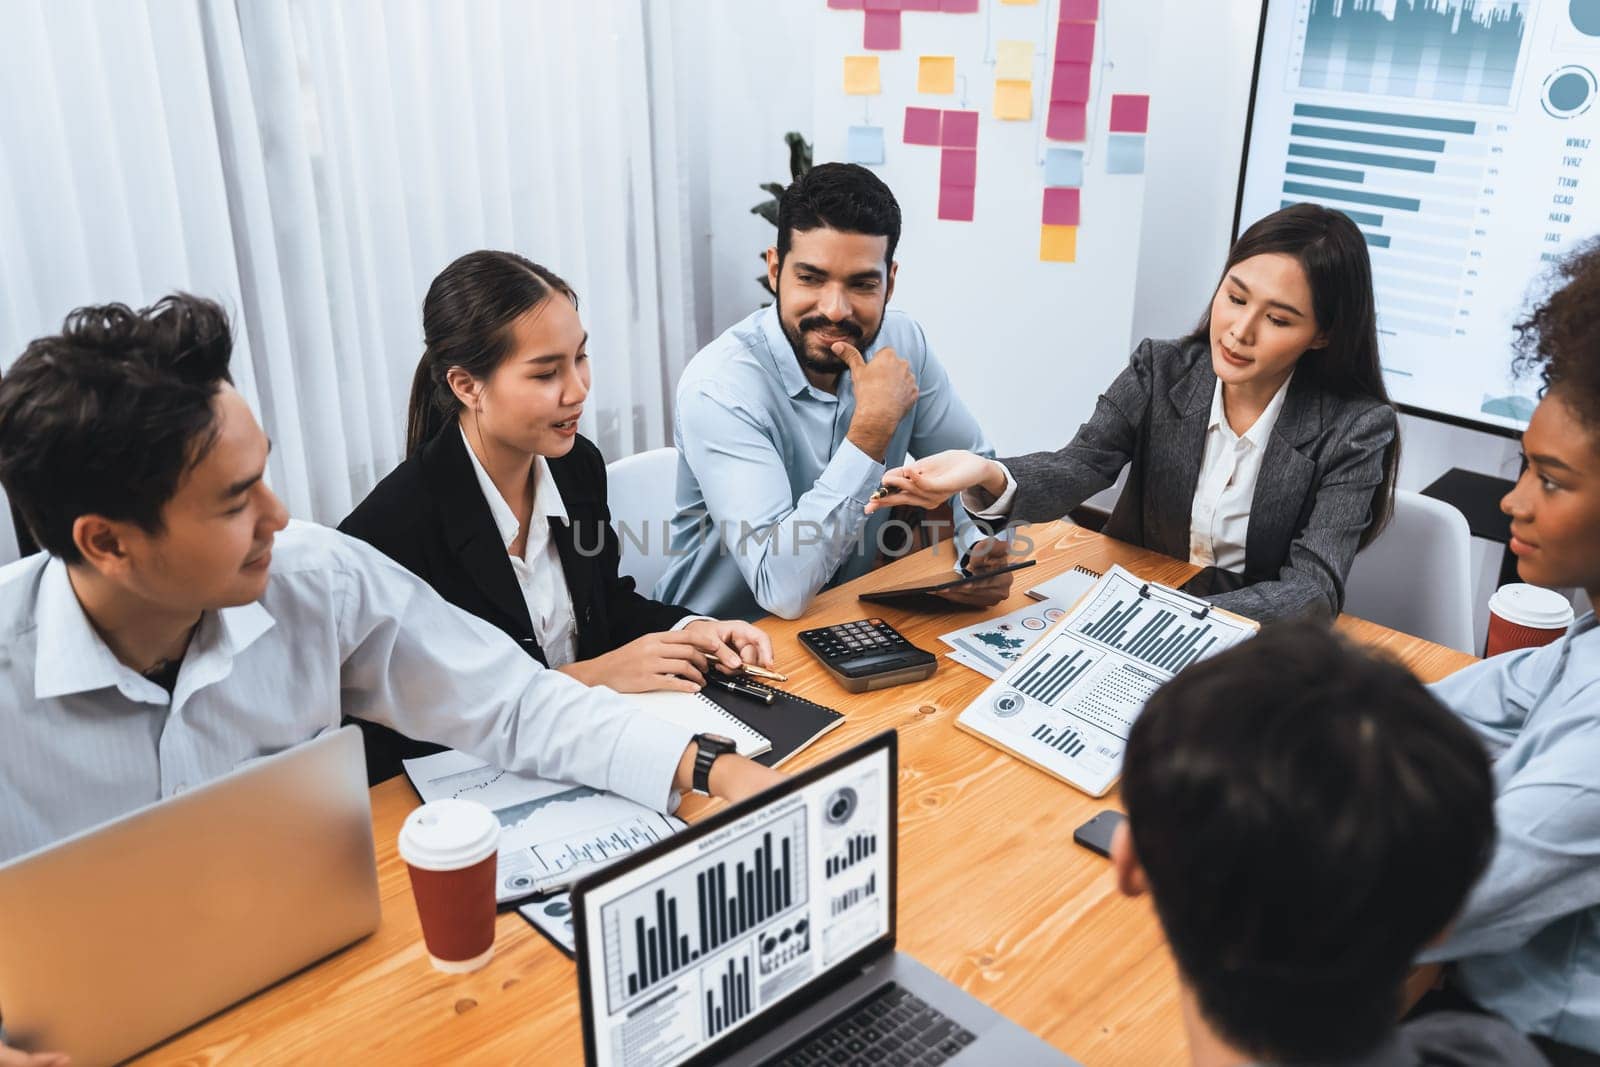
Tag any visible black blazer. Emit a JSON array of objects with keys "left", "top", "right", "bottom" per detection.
[{"left": 339, "top": 426, "right": 690, "bottom": 780}]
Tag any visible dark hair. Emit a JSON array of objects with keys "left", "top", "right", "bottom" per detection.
[
  {"left": 775, "top": 162, "right": 902, "bottom": 268},
  {"left": 0, "top": 294, "right": 235, "bottom": 563},
  {"left": 1122, "top": 622, "right": 1495, "bottom": 1064},
  {"left": 1512, "top": 235, "right": 1600, "bottom": 431},
  {"left": 407, "top": 251, "right": 576, "bottom": 457},
  {"left": 1190, "top": 203, "right": 1399, "bottom": 546}
]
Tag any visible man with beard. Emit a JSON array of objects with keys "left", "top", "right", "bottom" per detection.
[{"left": 655, "top": 164, "right": 1006, "bottom": 620}]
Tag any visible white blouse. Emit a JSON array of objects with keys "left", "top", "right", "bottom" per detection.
[
  {"left": 461, "top": 428, "right": 580, "bottom": 667},
  {"left": 1186, "top": 373, "right": 1293, "bottom": 572},
  {"left": 968, "top": 373, "right": 1293, "bottom": 574}
]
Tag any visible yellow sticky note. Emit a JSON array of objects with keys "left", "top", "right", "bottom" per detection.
[
  {"left": 1041, "top": 224, "right": 1078, "bottom": 263},
  {"left": 1001, "top": 0, "right": 1038, "bottom": 5},
  {"left": 918, "top": 55, "right": 956, "bottom": 95},
  {"left": 844, "top": 55, "right": 880, "bottom": 95},
  {"left": 996, "top": 40, "right": 1033, "bottom": 81},
  {"left": 994, "top": 79, "right": 1033, "bottom": 121}
]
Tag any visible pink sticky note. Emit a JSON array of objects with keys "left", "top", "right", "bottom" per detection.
[
  {"left": 827, "top": 0, "right": 866, "bottom": 7},
  {"left": 1055, "top": 21, "right": 1095, "bottom": 64},
  {"left": 938, "top": 183, "right": 975, "bottom": 221},
  {"left": 941, "top": 148, "right": 977, "bottom": 187},
  {"left": 903, "top": 106, "right": 942, "bottom": 145},
  {"left": 864, "top": 10, "right": 901, "bottom": 49},
  {"left": 1109, "top": 93, "right": 1151, "bottom": 133},
  {"left": 1051, "top": 61, "right": 1092, "bottom": 103},
  {"left": 903, "top": 0, "right": 942, "bottom": 7},
  {"left": 941, "top": 0, "right": 981, "bottom": 10},
  {"left": 1042, "top": 187, "right": 1081, "bottom": 226},
  {"left": 941, "top": 109, "right": 979, "bottom": 148},
  {"left": 1047, "top": 102, "right": 1087, "bottom": 141},
  {"left": 864, "top": 0, "right": 902, "bottom": 9},
  {"left": 1060, "top": 0, "right": 1098, "bottom": 19}
]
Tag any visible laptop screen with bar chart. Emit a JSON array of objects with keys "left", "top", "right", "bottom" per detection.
[{"left": 574, "top": 735, "right": 897, "bottom": 1067}]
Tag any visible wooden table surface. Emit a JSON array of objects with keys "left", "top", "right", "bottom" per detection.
[{"left": 139, "top": 522, "right": 1476, "bottom": 1066}]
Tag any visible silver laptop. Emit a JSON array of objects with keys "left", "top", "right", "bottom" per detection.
[
  {"left": 0, "top": 726, "right": 379, "bottom": 1066},
  {"left": 573, "top": 730, "right": 1079, "bottom": 1066}
]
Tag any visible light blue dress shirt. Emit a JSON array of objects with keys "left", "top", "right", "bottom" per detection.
[
  {"left": 1424, "top": 610, "right": 1600, "bottom": 1052},
  {"left": 0, "top": 522, "right": 693, "bottom": 865},
  {"left": 653, "top": 305, "right": 994, "bottom": 621}
]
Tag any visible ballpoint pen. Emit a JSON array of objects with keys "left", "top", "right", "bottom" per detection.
[
  {"left": 737, "top": 663, "right": 788, "bottom": 683},
  {"left": 705, "top": 672, "right": 776, "bottom": 705}
]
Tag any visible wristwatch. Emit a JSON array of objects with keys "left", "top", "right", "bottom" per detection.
[{"left": 692, "top": 733, "right": 738, "bottom": 796}]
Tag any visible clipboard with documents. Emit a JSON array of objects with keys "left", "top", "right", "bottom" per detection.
[{"left": 955, "top": 565, "right": 1259, "bottom": 796}]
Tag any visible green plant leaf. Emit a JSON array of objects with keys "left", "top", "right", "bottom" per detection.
[
  {"left": 751, "top": 201, "right": 780, "bottom": 227},
  {"left": 759, "top": 182, "right": 787, "bottom": 199}
]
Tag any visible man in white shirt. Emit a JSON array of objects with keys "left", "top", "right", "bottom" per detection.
[{"left": 0, "top": 293, "right": 783, "bottom": 867}]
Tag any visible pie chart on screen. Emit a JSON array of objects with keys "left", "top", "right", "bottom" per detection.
[{"left": 1573, "top": 0, "right": 1600, "bottom": 36}]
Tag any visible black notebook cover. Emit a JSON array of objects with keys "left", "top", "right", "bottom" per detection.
[{"left": 698, "top": 682, "right": 845, "bottom": 767}]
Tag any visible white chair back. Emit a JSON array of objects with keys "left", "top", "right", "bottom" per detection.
[
  {"left": 603, "top": 446, "right": 681, "bottom": 598},
  {"left": 1343, "top": 489, "right": 1475, "bottom": 654}
]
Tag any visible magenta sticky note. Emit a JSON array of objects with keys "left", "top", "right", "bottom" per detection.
[
  {"left": 941, "top": 109, "right": 979, "bottom": 148},
  {"left": 938, "top": 183, "right": 975, "bottom": 221},
  {"left": 864, "top": 0, "right": 902, "bottom": 9},
  {"left": 940, "top": 0, "right": 981, "bottom": 11},
  {"left": 1055, "top": 21, "right": 1095, "bottom": 64},
  {"left": 941, "top": 148, "right": 977, "bottom": 188},
  {"left": 864, "top": 10, "right": 901, "bottom": 49},
  {"left": 903, "top": 106, "right": 942, "bottom": 145},
  {"left": 1050, "top": 61, "right": 1092, "bottom": 103},
  {"left": 1046, "top": 102, "right": 1087, "bottom": 141},
  {"left": 1060, "top": 0, "right": 1098, "bottom": 19},
  {"left": 1042, "top": 187, "right": 1081, "bottom": 226},
  {"left": 827, "top": 0, "right": 866, "bottom": 7},
  {"left": 1109, "top": 93, "right": 1151, "bottom": 133}
]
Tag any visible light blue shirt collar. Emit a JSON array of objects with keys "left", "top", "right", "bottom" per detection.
[{"left": 33, "top": 555, "right": 276, "bottom": 702}]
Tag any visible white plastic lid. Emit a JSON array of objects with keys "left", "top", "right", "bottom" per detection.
[
  {"left": 1488, "top": 583, "right": 1576, "bottom": 629},
  {"left": 397, "top": 798, "right": 500, "bottom": 872}
]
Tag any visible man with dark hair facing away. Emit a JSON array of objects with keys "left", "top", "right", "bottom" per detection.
[
  {"left": 655, "top": 162, "right": 1010, "bottom": 621},
  {"left": 1113, "top": 622, "right": 1545, "bottom": 1066}
]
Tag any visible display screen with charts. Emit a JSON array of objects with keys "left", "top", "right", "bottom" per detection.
[
  {"left": 403, "top": 750, "right": 684, "bottom": 903},
  {"left": 576, "top": 747, "right": 892, "bottom": 1067},
  {"left": 1237, "top": 0, "right": 1600, "bottom": 432},
  {"left": 956, "top": 566, "right": 1258, "bottom": 796}
]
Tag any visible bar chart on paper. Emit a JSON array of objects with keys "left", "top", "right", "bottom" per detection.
[
  {"left": 956, "top": 566, "right": 1259, "bottom": 796},
  {"left": 601, "top": 806, "right": 808, "bottom": 1010}
]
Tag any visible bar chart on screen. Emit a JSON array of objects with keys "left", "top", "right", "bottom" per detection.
[
  {"left": 599, "top": 804, "right": 808, "bottom": 1011},
  {"left": 1238, "top": 0, "right": 1600, "bottom": 431}
]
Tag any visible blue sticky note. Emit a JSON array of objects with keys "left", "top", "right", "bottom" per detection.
[
  {"left": 847, "top": 125, "right": 886, "bottom": 166},
  {"left": 1106, "top": 134, "right": 1146, "bottom": 175},
  {"left": 1043, "top": 147, "right": 1084, "bottom": 187}
]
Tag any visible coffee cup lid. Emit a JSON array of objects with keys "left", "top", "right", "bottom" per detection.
[
  {"left": 398, "top": 798, "right": 500, "bottom": 871},
  {"left": 1488, "top": 583, "right": 1576, "bottom": 629}
]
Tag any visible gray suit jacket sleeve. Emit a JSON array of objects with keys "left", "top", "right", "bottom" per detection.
[
  {"left": 1207, "top": 401, "right": 1396, "bottom": 622},
  {"left": 997, "top": 338, "right": 1159, "bottom": 523}
]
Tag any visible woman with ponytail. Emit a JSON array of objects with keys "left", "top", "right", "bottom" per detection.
[{"left": 342, "top": 250, "right": 772, "bottom": 781}]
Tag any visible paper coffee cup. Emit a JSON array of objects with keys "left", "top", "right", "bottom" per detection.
[
  {"left": 1485, "top": 583, "right": 1575, "bottom": 658},
  {"left": 398, "top": 798, "right": 501, "bottom": 973}
]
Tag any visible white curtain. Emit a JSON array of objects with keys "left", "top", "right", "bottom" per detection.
[{"left": 0, "top": 0, "right": 699, "bottom": 563}]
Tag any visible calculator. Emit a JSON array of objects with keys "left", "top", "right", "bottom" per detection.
[{"left": 797, "top": 618, "right": 938, "bottom": 693}]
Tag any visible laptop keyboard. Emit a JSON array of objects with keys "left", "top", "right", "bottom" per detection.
[{"left": 762, "top": 982, "right": 978, "bottom": 1066}]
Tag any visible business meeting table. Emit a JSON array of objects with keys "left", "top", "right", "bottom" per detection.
[{"left": 136, "top": 520, "right": 1477, "bottom": 1065}]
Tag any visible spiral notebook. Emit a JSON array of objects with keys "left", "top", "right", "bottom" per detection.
[{"left": 630, "top": 682, "right": 845, "bottom": 767}]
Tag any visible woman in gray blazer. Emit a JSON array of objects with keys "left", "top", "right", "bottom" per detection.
[{"left": 870, "top": 204, "right": 1399, "bottom": 622}]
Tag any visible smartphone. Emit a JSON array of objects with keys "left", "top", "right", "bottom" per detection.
[{"left": 1072, "top": 810, "right": 1127, "bottom": 858}]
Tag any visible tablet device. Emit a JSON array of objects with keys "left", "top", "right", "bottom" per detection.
[{"left": 857, "top": 558, "right": 1036, "bottom": 609}]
